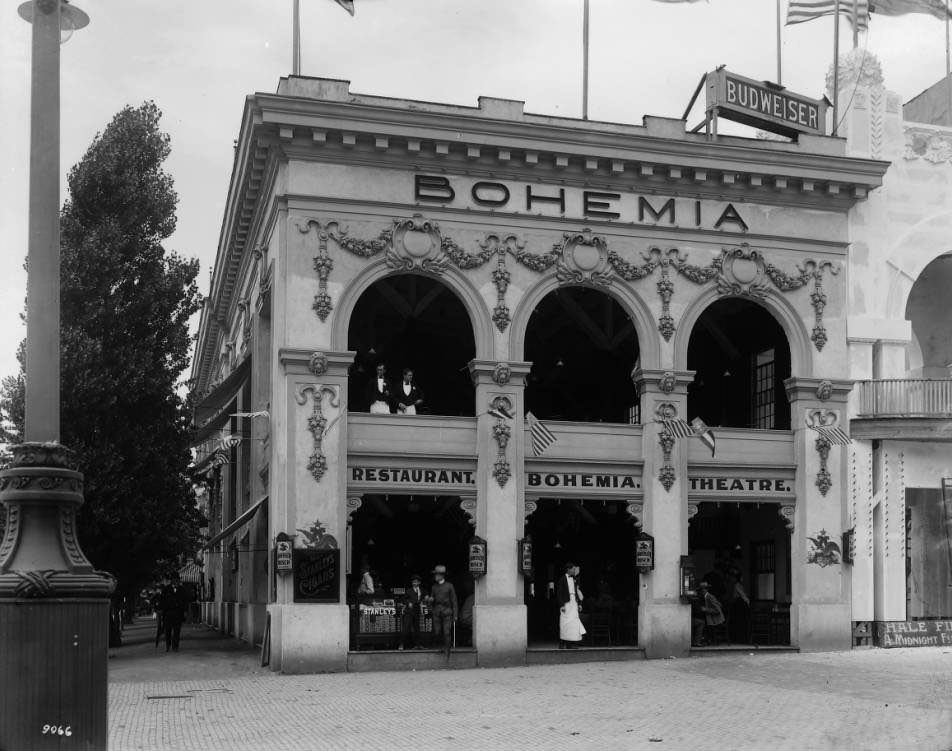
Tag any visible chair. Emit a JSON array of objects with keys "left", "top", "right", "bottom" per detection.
[
  {"left": 750, "top": 603, "right": 772, "bottom": 645},
  {"left": 588, "top": 610, "right": 613, "bottom": 646}
]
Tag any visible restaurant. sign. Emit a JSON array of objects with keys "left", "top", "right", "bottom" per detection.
[
  {"left": 350, "top": 466, "right": 475, "bottom": 486},
  {"left": 706, "top": 68, "right": 828, "bottom": 138}
]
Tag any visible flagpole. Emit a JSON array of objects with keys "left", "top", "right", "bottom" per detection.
[
  {"left": 852, "top": 0, "right": 859, "bottom": 49},
  {"left": 832, "top": 0, "right": 840, "bottom": 136},
  {"left": 946, "top": 0, "right": 951, "bottom": 126},
  {"left": 292, "top": 0, "right": 301, "bottom": 76},
  {"left": 582, "top": 0, "right": 590, "bottom": 119},
  {"left": 776, "top": 0, "right": 782, "bottom": 84}
]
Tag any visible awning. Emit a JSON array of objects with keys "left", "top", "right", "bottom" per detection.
[
  {"left": 190, "top": 356, "right": 251, "bottom": 446},
  {"left": 203, "top": 496, "right": 267, "bottom": 549},
  {"left": 179, "top": 560, "right": 203, "bottom": 584}
]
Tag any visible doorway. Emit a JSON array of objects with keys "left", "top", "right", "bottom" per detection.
[
  {"left": 688, "top": 502, "right": 792, "bottom": 646},
  {"left": 524, "top": 499, "right": 639, "bottom": 647}
]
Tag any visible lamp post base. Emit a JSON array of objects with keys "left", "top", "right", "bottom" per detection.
[
  {"left": 0, "top": 598, "right": 110, "bottom": 750},
  {"left": 0, "top": 443, "right": 114, "bottom": 750}
]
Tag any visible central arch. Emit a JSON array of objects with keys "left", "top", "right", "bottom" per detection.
[{"left": 522, "top": 285, "right": 641, "bottom": 423}]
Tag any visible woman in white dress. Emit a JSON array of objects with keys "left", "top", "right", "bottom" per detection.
[{"left": 557, "top": 562, "right": 585, "bottom": 648}]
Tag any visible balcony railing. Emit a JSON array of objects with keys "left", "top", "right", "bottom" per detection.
[{"left": 856, "top": 379, "right": 952, "bottom": 418}]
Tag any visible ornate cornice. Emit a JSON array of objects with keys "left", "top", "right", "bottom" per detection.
[
  {"left": 784, "top": 377, "right": 853, "bottom": 405},
  {"left": 279, "top": 349, "right": 355, "bottom": 377},
  {"left": 632, "top": 368, "right": 695, "bottom": 396}
]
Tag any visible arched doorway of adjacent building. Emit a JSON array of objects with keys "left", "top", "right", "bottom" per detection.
[
  {"left": 902, "top": 254, "right": 952, "bottom": 623},
  {"left": 688, "top": 503, "right": 792, "bottom": 648},
  {"left": 687, "top": 298, "right": 792, "bottom": 430},
  {"left": 524, "top": 500, "right": 639, "bottom": 648},
  {"left": 524, "top": 286, "right": 640, "bottom": 424},
  {"left": 347, "top": 274, "right": 476, "bottom": 416}
]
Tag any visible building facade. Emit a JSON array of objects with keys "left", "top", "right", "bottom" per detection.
[
  {"left": 191, "top": 75, "right": 888, "bottom": 672},
  {"left": 834, "top": 52, "right": 952, "bottom": 646}
]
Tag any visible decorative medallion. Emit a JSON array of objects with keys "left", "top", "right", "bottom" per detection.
[
  {"left": 481, "top": 234, "right": 523, "bottom": 332},
  {"left": 492, "top": 362, "right": 512, "bottom": 386},
  {"left": 308, "top": 352, "right": 329, "bottom": 376},
  {"left": 816, "top": 380, "right": 834, "bottom": 402},
  {"left": 460, "top": 496, "right": 477, "bottom": 527},
  {"left": 524, "top": 499, "right": 538, "bottom": 519},
  {"left": 778, "top": 503, "right": 795, "bottom": 532},
  {"left": 493, "top": 458, "right": 511, "bottom": 488},
  {"left": 492, "top": 421, "right": 512, "bottom": 451},
  {"left": 554, "top": 229, "right": 613, "bottom": 286},
  {"left": 658, "top": 372, "right": 677, "bottom": 395},
  {"left": 386, "top": 215, "right": 449, "bottom": 274},
  {"left": 626, "top": 501, "right": 644, "bottom": 527},
  {"left": 687, "top": 503, "right": 699, "bottom": 520},
  {"left": 807, "top": 529, "right": 841, "bottom": 567},
  {"left": 295, "top": 384, "right": 339, "bottom": 483},
  {"left": 346, "top": 496, "right": 363, "bottom": 522}
]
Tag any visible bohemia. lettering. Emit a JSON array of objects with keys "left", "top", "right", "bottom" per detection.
[{"left": 414, "top": 175, "right": 749, "bottom": 231}]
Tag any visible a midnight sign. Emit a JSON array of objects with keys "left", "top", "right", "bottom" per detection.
[{"left": 292, "top": 549, "right": 340, "bottom": 603}]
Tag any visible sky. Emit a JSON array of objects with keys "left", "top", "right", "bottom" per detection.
[{"left": 0, "top": 0, "right": 945, "bottom": 388}]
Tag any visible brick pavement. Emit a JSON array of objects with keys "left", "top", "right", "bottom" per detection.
[{"left": 108, "top": 622, "right": 952, "bottom": 751}]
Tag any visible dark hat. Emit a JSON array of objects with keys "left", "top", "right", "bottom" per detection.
[
  {"left": 410, "top": 573, "right": 422, "bottom": 583},
  {"left": 697, "top": 581, "right": 710, "bottom": 589},
  {"left": 432, "top": 564, "right": 447, "bottom": 575},
  {"left": 563, "top": 561, "right": 577, "bottom": 572}
]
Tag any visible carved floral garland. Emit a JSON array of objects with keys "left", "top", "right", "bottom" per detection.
[{"left": 299, "top": 215, "right": 836, "bottom": 349}]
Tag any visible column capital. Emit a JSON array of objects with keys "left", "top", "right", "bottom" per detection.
[
  {"left": 468, "top": 359, "right": 532, "bottom": 387},
  {"left": 279, "top": 349, "right": 355, "bottom": 378},
  {"left": 632, "top": 368, "right": 695, "bottom": 397},
  {"left": 784, "top": 376, "right": 853, "bottom": 406}
]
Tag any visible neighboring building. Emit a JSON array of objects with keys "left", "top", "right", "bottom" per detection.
[
  {"left": 190, "top": 74, "right": 889, "bottom": 672},
  {"left": 835, "top": 52, "right": 952, "bottom": 641}
]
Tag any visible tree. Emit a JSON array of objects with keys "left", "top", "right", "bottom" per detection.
[{"left": 0, "top": 102, "right": 205, "bottom": 640}]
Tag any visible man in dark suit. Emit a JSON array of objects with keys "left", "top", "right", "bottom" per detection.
[
  {"left": 395, "top": 368, "right": 425, "bottom": 415},
  {"left": 158, "top": 572, "right": 188, "bottom": 652},
  {"left": 399, "top": 573, "right": 426, "bottom": 650},
  {"left": 427, "top": 564, "right": 458, "bottom": 659},
  {"left": 367, "top": 363, "right": 393, "bottom": 414}
]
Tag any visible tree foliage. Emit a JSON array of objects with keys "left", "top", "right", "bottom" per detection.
[{"left": 0, "top": 102, "right": 205, "bottom": 602}]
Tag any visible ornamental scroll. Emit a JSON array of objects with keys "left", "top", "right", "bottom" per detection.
[
  {"left": 295, "top": 384, "right": 341, "bottom": 483},
  {"left": 298, "top": 215, "right": 835, "bottom": 350}
]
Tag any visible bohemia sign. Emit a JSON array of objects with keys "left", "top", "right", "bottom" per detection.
[{"left": 706, "top": 68, "right": 828, "bottom": 139}]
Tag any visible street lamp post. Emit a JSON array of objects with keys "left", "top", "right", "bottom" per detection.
[{"left": 0, "top": 2, "right": 114, "bottom": 749}]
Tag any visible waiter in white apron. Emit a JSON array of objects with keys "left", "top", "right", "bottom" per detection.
[
  {"left": 367, "top": 363, "right": 392, "bottom": 414},
  {"left": 557, "top": 561, "right": 585, "bottom": 648}
]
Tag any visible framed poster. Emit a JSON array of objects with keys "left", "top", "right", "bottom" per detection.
[{"left": 292, "top": 549, "right": 340, "bottom": 602}]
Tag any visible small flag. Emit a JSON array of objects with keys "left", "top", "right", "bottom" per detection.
[
  {"left": 527, "top": 412, "right": 557, "bottom": 457},
  {"left": 230, "top": 411, "right": 270, "bottom": 420},
  {"left": 810, "top": 424, "right": 853, "bottom": 445},
  {"left": 488, "top": 404, "right": 514, "bottom": 420},
  {"left": 217, "top": 433, "right": 242, "bottom": 450},
  {"left": 870, "top": 0, "right": 952, "bottom": 20},
  {"left": 691, "top": 417, "right": 717, "bottom": 458},
  {"left": 333, "top": 0, "right": 355, "bottom": 15},
  {"left": 659, "top": 418, "right": 695, "bottom": 438},
  {"left": 787, "top": 0, "right": 870, "bottom": 30}
]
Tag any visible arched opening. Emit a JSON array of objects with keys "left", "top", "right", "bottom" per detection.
[
  {"left": 687, "top": 298, "right": 791, "bottom": 430},
  {"left": 347, "top": 274, "right": 476, "bottom": 416},
  {"left": 524, "top": 286, "right": 640, "bottom": 423},
  {"left": 904, "top": 252, "right": 952, "bottom": 378}
]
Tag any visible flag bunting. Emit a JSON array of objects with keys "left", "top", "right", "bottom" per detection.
[
  {"left": 870, "top": 0, "right": 952, "bottom": 20},
  {"left": 527, "top": 412, "right": 557, "bottom": 457},
  {"left": 658, "top": 418, "right": 717, "bottom": 457},
  {"left": 333, "top": 0, "right": 355, "bottom": 15}
]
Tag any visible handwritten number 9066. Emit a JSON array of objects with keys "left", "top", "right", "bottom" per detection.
[{"left": 42, "top": 724, "right": 72, "bottom": 736}]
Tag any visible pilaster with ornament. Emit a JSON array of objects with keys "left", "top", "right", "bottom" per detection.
[
  {"left": 489, "top": 395, "right": 514, "bottom": 488},
  {"left": 295, "top": 384, "right": 339, "bottom": 483}
]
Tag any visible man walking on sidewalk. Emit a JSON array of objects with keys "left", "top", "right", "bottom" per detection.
[
  {"left": 427, "top": 565, "right": 458, "bottom": 660},
  {"left": 158, "top": 572, "right": 188, "bottom": 652}
]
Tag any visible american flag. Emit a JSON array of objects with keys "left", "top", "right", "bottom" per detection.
[
  {"left": 870, "top": 0, "right": 952, "bottom": 20},
  {"left": 526, "top": 412, "right": 557, "bottom": 457},
  {"left": 787, "top": 0, "right": 870, "bottom": 30},
  {"left": 810, "top": 424, "right": 852, "bottom": 445},
  {"left": 659, "top": 418, "right": 695, "bottom": 438},
  {"left": 659, "top": 418, "right": 717, "bottom": 457}
]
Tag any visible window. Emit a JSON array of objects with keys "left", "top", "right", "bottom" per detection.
[{"left": 752, "top": 348, "right": 775, "bottom": 429}]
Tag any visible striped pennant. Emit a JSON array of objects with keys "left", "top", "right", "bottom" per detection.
[
  {"left": 691, "top": 417, "right": 717, "bottom": 458},
  {"left": 659, "top": 418, "right": 695, "bottom": 438},
  {"left": 810, "top": 424, "right": 852, "bottom": 445},
  {"left": 217, "top": 433, "right": 242, "bottom": 451},
  {"left": 787, "top": 0, "right": 870, "bottom": 30},
  {"left": 526, "top": 412, "right": 557, "bottom": 457}
]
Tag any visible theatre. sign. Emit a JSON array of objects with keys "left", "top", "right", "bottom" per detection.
[{"left": 706, "top": 68, "right": 828, "bottom": 138}]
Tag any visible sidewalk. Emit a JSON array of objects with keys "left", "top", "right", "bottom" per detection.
[{"left": 108, "top": 619, "right": 952, "bottom": 751}]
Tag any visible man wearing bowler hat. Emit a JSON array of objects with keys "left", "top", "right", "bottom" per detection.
[
  {"left": 427, "top": 564, "right": 458, "bottom": 659},
  {"left": 399, "top": 573, "right": 427, "bottom": 650}
]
